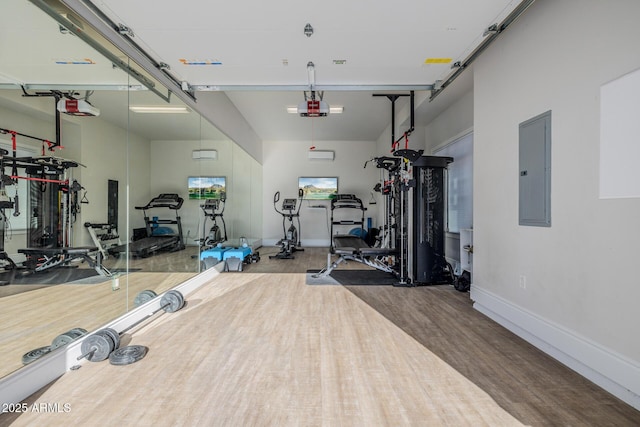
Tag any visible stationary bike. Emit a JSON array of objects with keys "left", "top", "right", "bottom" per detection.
[
  {"left": 269, "top": 189, "right": 304, "bottom": 259},
  {"left": 199, "top": 198, "right": 227, "bottom": 249}
]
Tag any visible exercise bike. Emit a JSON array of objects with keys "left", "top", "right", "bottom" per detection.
[
  {"left": 199, "top": 198, "right": 227, "bottom": 249},
  {"left": 269, "top": 189, "right": 304, "bottom": 259}
]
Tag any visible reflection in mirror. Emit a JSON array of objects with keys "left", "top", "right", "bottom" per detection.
[
  {"left": 0, "top": 0, "right": 138, "bottom": 378},
  {"left": 0, "top": 0, "right": 225, "bottom": 379},
  {"left": 84, "top": 85, "right": 202, "bottom": 304},
  {"left": 0, "top": 0, "right": 263, "bottom": 381},
  {"left": 0, "top": 0, "right": 138, "bottom": 377},
  {"left": 196, "top": 120, "right": 263, "bottom": 272}
]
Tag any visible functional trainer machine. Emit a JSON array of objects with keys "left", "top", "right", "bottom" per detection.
[
  {"left": 316, "top": 151, "right": 454, "bottom": 286},
  {"left": 269, "top": 189, "right": 304, "bottom": 259},
  {"left": 0, "top": 151, "right": 111, "bottom": 277},
  {"left": 109, "top": 193, "right": 185, "bottom": 258},
  {"left": 0, "top": 91, "right": 111, "bottom": 279}
]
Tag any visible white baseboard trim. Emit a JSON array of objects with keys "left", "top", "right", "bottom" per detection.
[
  {"left": 471, "top": 286, "right": 640, "bottom": 410},
  {"left": 0, "top": 267, "right": 220, "bottom": 406}
]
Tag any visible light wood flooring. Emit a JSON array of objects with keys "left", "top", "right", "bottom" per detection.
[
  {"left": 0, "top": 248, "right": 201, "bottom": 380},
  {"left": 0, "top": 247, "right": 639, "bottom": 426}
]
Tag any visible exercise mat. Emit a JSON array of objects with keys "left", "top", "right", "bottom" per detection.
[
  {"left": 306, "top": 269, "right": 397, "bottom": 286},
  {"left": 0, "top": 268, "right": 104, "bottom": 286}
]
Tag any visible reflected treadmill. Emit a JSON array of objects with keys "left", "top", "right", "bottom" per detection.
[{"left": 109, "top": 193, "right": 185, "bottom": 258}]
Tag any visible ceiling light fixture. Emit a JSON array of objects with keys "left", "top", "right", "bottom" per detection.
[
  {"left": 129, "top": 106, "right": 190, "bottom": 114},
  {"left": 287, "top": 105, "right": 343, "bottom": 114}
]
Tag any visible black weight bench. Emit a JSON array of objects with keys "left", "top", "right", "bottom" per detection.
[
  {"left": 312, "top": 235, "right": 398, "bottom": 278},
  {"left": 18, "top": 246, "right": 112, "bottom": 277}
]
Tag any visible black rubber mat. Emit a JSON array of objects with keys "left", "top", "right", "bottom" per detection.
[
  {"left": 306, "top": 269, "right": 397, "bottom": 286},
  {"left": 330, "top": 269, "right": 398, "bottom": 286},
  {"left": 0, "top": 267, "right": 100, "bottom": 285}
]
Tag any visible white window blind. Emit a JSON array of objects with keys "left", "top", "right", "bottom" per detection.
[{"left": 434, "top": 132, "right": 473, "bottom": 233}]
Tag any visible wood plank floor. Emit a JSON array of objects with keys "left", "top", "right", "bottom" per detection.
[
  {"left": 344, "top": 285, "right": 640, "bottom": 426},
  {"left": 2, "top": 273, "right": 522, "bottom": 426},
  {"left": 1, "top": 247, "right": 639, "bottom": 426}
]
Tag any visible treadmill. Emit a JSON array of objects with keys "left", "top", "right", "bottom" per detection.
[{"left": 109, "top": 193, "right": 186, "bottom": 258}]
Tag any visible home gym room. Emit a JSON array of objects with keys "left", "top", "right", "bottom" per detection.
[{"left": 1, "top": 0, "right": 639, "bottom": 425}]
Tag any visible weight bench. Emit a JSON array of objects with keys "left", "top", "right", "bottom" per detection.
[
  {"left": 312, "top": 235, "right": 397, "bottom": 278},
  {"left": 18, "top": 246, "right": 112, "bottom": 277}
]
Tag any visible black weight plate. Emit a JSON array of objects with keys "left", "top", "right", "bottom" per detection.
[
  {"left": 22, "top": 346, "right": 51, "bottom": 365},
  {"left": 109, "top": 345, "right": 148, "bottom": 366},
  {"left": 160, "top": 290, "right": 183, "bottom": 313},
  {"left": 96, "top": 328, "right": 120, "bottom": 350},
  {"left": 81, "top": 334, "right": 114, "bottom": 362},
  {"left": 134, "top": 289, "right": 157, "bottom": 307}
]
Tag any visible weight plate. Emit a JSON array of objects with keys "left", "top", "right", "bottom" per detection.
[
  {"left": 22, "top": 346, "right": 51, "bottom": 365},
  {"left": 51, "top": 328, "right": 87, "bottom": 350},
  {"left": 81, "top": 334, "right": 114, "bottom": 362},
  {"left": 96, "top": 328, "right": 120, "bottom": 350},
  {"left": 134, "top": 289, "right": 157, "bottom": 307},
  {"left": 169, "top": 289, "right": 185, "bottom": 310},
  {"left": 160, "top": 290, "right": 184, "bottom": 313},
  {"left": 51, "top": 334, "right": 74, "bottom": 350},
  {"left": 109, "top": 345, "right": 148, "bottom": 366},
  {"left": 143, "top": 289, "right": 158, "bottom": 298},
  {"left": 169, "top": 290, "right": 185, "bottom": 310},
  {"left": 69, "top": 327, "right": 88, "bottom": 335}
]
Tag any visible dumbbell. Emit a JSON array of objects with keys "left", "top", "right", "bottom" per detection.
[{"left": 77, "top": 290, "right": 185, "bottom": 362}]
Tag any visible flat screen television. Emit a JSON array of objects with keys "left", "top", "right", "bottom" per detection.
[
  {"left": 188, "top": 176, "right": 226, "bottom": 200},
  {"left": 298, "top": 176, "right": 338, "bottom": 200}
]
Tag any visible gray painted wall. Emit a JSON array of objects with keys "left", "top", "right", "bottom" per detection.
[{"left": 471, "top": 0, "right": 640, "bottom": 407}]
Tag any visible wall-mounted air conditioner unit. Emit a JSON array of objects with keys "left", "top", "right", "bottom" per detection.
[
  {"left": 308, "top": 150, "right": 334, "bottom": 161},
  {"left": 192, "top": 150, "right": 218, "bottom": 160}
]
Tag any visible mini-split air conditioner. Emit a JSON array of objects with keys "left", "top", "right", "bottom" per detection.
[
  {"left": 308, "top": 150, "right": 334, "bottom": 161},
  {"left": 192, "top": 150, "right": 218, "bottom": 160}
]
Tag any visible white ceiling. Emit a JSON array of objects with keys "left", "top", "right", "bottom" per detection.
[{"left": 1, "top": 0, "right": 524, "bottom": 142}]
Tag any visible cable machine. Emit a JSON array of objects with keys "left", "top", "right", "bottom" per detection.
[
  {"left": 0, "top": 89, "right": 110, "bottom": 278},
  {"left": 360, "top": 92, "right": 455, "bottom": 286}
]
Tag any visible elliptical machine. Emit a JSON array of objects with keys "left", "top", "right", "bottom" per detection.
[
  {"left": 269, "top": 189, "right": 304, "bottom": 259},
  {"left": 199, "top": 198, "right": 227, "bottom": 249}
]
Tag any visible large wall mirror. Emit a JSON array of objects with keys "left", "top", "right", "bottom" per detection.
[{"left": 0, "top": 0, "right": 262, "bottom": 380}]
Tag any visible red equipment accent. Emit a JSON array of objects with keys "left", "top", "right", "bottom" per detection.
[
  {"left": 64, "top": 99, "right": 80, "bottom": 114},
  {"left": 307, "top": 100, "right": 321, "bottom": 117}
]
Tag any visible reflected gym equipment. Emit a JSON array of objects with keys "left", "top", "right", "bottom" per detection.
[
  {"left": 134, "top": 289, "right": 158, "bottom": 307},
  {"left": 21, "top": 346, "right": 52, "bottom": 366},
  {"left": 51, "top": 327, "right": 88, "bottom": 350}
]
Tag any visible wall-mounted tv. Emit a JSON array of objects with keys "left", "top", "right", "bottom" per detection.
[
  {"left": 298, "top": 177, "right": 338, "bottom": 200},
  {"left": 188, "top": 176, "right": 226, "bottom": 200}
]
